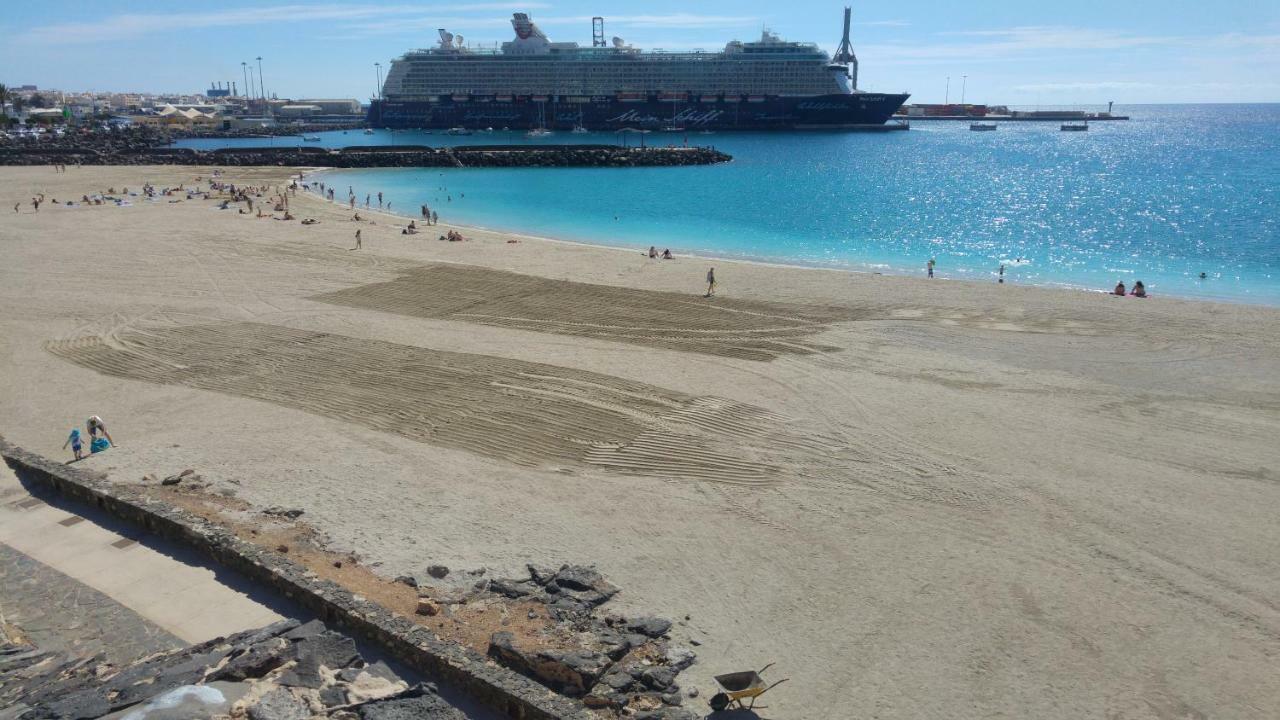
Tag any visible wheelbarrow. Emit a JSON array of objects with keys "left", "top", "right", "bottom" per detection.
[{"left": 709, "top": 662, "right": 789, "bottom": 712}]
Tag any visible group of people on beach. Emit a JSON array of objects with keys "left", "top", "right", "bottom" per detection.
[
  {"left": 62, "top": 415, "right": 115, "bottom": 461},
  {"left": 647, "top": 246, "right": 674, "bottom": 260},
  {"left": 1114, "top": 280, "right": 1147, "bottom": 298}
]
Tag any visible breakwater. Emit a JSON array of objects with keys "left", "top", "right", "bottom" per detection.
[{"left": 0, "top": 144, "right": 730, "bottom": 168}]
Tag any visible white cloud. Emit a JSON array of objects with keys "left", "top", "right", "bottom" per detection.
[{"left": 21, "top": 3, "right": 549, "bottom": 44}]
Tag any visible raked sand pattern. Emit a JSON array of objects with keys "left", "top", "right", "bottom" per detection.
[
  {"left": 312, "top": 264, "right": 855, "bottom": 361},
  {"left": 45, "top": 322, "right": 813, "bottom": 485}
]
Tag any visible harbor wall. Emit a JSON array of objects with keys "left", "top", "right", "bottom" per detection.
[{"left": 0, "top": 145, "right": 730, "bottom": 168}]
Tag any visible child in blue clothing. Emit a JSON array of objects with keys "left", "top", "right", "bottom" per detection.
[{"left": 63, "top": 428, "right": 84, "bottom": 460}]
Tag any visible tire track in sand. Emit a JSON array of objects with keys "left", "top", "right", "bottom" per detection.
[
  {"left": 310, "top": 264, "right": 861, "bottom": 361},
  {"left": 45, "top": 321, "right": 828, "bottom": 486}
]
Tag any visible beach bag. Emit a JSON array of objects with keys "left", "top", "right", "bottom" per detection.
[{"left": 90, "top": 437, "right": 111, "bottom": 453}]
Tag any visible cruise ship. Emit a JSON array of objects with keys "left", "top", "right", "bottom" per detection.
[{"left": 368, "top": 8, "right": 909, "bottom": 131}]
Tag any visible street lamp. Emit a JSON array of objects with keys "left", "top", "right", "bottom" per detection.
[
  {"left": 241, "top": 62, "right": 250, "bottom": 100},
  {"left": 961, "top": 75, "right": 968, "bottom": 105},
  {"left": 256, "top": 56, "right": 265, "bottom": 100}
]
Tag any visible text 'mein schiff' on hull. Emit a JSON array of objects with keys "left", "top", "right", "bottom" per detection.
[{"left": 368, "top": 7, "right": 910, "bottom": 131}]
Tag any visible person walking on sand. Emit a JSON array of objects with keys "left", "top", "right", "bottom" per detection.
[
  {"left": 998, "top": 264, "right": 1005, "bottom": 283},
  {"left": 705, "top": 267, "right": 717, "bottom": 297},
  {"left": 431, "top": 210, "right": 438, "bottom": 225},
  {"left": 377, "top": 192, "right": 383, "bottom": 207},
  {"left": 63, "top": 428, "right": 84, "bottom": 461},
  {"left": 353, "top": 229, "right": 362, "bottom": 250},
  {"left": 927, "top": 258, "right": 935, "bottom": 278}
]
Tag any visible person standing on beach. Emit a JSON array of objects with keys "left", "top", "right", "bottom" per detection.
[
  {"left": 86, "top": 416, "right": 114, "bottom": 447},
  {"left": 378, "top": 192, "right": 383, "bottom": 207},
  {"left": 998, "top": 264, "right": 1005, "bottom": 283},
  {"left": 705, "top": 267, "right": 716, "bottom": 297},
  {"left": 366, "top": 194, "right": 371, "bottom": 207},
  {"left": 354, "top": 229, "right": 362, "bottom": 250},
  {"left": 927, "top": 258, "right": 935, "bottom": 278},
  {"left": 432, "top": 210, "right": 438, "bottom": 225}
]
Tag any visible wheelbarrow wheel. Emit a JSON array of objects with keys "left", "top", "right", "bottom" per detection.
[{"left": 709, "top": 693, "right": 731, "bottom": 712}]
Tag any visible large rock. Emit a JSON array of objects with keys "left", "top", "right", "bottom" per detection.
[
  {"left": 208, "top": 637, "right": 294, "bottom": 681},
  {"left": 627, "top": 616, "right": 673, "bottom": 638},
  {"left": 356, "top": 684, "right": 466, "bottom": 720},
  {"left": 487, "top": 632, "right": 612, "bottom": 697},
  {"left": 488, "top": 577, "right": 538, "bottom": 599},
  {"left": 276, "top": 656, "right": 324, "bottom": 689},
  {"left": 247, "top": 687, "right": 310, "bottom": 720},
  {"left": 294, "top": 631, "right": 360, "bottom": 670}
]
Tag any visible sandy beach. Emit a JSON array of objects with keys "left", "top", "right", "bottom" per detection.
[{"left": 3, "top": 165, "right": 1280, "bottom": 719}]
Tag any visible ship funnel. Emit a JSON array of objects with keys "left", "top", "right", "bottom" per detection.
[
  {"left": 455, "top": 34, "right": 464, "bottom": 47},
  {"left": 831, "top": 6, "right": 859, "bottom": 90},
  {"left": 438, "top": 29, "right": 453, "bottom": 46}
]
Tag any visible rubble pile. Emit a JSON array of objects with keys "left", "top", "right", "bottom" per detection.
[{"left": 0, "top": 619, "right": 464, "bottom": 720}]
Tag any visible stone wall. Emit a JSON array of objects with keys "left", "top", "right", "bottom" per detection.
[
  {"left": 0, "top": 438, "right": 593, "bottom": 720},
  {"left": 0, "top": 146, "right": 730, "bottom": 168}
]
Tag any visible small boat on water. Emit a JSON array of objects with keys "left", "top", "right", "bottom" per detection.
[
  {"left": 1061, "top": 122, "right": 1089, "bottom": 132},
  {"left": 444, "top": 127, "right": 473, "bottom": 136},
  {"left": 969, "top": 122, "right": 997, "bottom": 132},
  {"left": 661, "top": 126, "right": 686, "bottom": 133},
  {"left": 525, "top": 128, "right": 553, "bottom": 138},
  {"left": 698, "top": 129, "right": 716, "bottom": 135},
  {"left": 302, "top": 135, "right": 322, "bottom": 141},
  {"left": 571, "top": 126, "right": 590, "bottom": 134},
  {"left": 363, "top": 128, "right": 375, "bottom": 134}
]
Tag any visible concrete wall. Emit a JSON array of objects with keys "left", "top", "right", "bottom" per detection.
[{"left": 0, "top": 437, "right": 592, "bottom": 720}]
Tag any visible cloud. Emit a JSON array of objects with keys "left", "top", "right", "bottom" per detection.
[
  {"left": 21, "top": 3, "right": 548, "bottom": 44},
  {"left": 940, "top": 26, "right": 1179, "bottom": 49}
]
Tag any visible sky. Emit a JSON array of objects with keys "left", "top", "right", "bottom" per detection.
[{"left": 2, "top": 1, "right": 1278, "bottom": 105}]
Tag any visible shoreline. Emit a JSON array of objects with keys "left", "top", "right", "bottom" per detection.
[{"left": 305, "top": 166, "right": 1278, "bottom": 309}]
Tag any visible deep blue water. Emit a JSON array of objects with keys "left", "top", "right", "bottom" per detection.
[{"left": 177, "top": 105, "right": 1280, "bottom": 304}]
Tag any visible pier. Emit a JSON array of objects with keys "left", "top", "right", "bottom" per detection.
[{"left": 0, "top": 143, "right": 731, "bottom": 168}]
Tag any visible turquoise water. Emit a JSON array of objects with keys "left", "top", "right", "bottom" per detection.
[{"left": 177, "top": 105, "right": 1280, "bottom": 304}]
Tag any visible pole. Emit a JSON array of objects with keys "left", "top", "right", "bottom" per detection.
[
  {"left": 945, "top": 76, "right": 950, "bottom": 105},
  {"left": 375, "top": 63, "right": 383, "bottom": 100},
  {"left": 256, "top": 57, "right": 265, "bottom": 100},
  {"left": 242, "top": 62, "right": 251, "bottom": 100},
  {"left": 961, "top": 75, "right": 967, "bottom": 105},
  {"left": 245, "top": 63, "right": 255, "bottom": 104}
]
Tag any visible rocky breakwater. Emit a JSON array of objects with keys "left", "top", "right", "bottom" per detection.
[{"left": 0, "top": 144, "right": 730, "bottom": 168}]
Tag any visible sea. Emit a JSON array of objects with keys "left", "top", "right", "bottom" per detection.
[{"left": 175, "top": 104, "right": 1280, "bottom": 305}]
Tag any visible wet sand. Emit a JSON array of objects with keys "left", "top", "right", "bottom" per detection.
[{"left": 3, "top": 165, "right": 1280, "bottom": 718}]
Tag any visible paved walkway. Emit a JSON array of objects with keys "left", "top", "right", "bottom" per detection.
[
  {"left": 0, "top": 543, "right": 184, "bottom": 665},
  {"left": 0, "top": 462, "right": 284, "bottom": 647}
]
